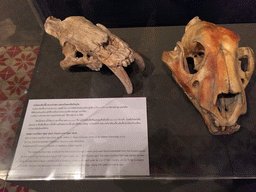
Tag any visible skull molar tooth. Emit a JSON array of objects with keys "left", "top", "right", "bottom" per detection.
[
  {"left": 122, "top": 60, "right": 128, "bottom": 67},
  {"left": 162, "top": 16, "right": 255, "bottom": 135}
]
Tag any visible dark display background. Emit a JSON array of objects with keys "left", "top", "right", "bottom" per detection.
[{"left": 32, "top": 0, "right": 256, "bottom": 28}]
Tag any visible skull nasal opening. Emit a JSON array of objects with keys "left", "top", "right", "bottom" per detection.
[{"left": 216, "top": 93, "right": 241, "bottom": 118}]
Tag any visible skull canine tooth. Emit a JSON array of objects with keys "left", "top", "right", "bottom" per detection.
[
  {"left": 214, "top": 120, "right": 220, "bottom": 127},
  {"left": 209, "top": 124, "right": 220, "bottom": 134},
  {"left": 235, "top": 124, "right": 241, "bottom": 131}
]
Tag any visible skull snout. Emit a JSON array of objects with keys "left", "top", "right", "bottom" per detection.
[{"left": 214, "top": 50, "right": 245, "bottom": 126}]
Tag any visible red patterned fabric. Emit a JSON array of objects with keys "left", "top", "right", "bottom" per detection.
[{"left": 0, "top": 46, "right": 39, "bottom": 191}]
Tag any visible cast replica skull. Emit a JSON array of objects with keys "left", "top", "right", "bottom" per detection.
[
  {"left": 162, "top": 17, "right": 255, "bottom": 135},
  {"left": 44, "top": 16, "right": 145, "bottom": 94}
]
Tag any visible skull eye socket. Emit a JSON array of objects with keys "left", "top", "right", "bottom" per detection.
[
  {"left": 102, "top": 42, "right": 108, "bottom": 49},
  {"left": 185, "top": 42, "right": 205, "bottom": 74},
  {"left": 75, "top": 51, "right": 91, "bottom": 59},
  {"left": 239, "top": 57, "right": 248, "bottom": 72},
  {"left": 102, "top": 38, "right": 110, "bottom": 49},
  {"left": 75, "top": 51, "right": 83, "bottom": 58},
  {"left": 186, "top": 57, "right": 198, "bottom": 74}
]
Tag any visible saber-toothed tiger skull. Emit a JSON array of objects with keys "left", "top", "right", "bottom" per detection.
[
  {"left": 162, "top": 17, "right": 255, "bottom": 135},
  {"left": 44, "top": 16, "right": 145, "bottom": 94}
]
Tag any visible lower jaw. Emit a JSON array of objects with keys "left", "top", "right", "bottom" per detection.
[{"left": 209, "top": 122, "right": 240, "bottom": 135}]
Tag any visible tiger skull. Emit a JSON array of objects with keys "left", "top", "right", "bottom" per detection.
[
  {"left": 44, "top": 16, "right": 145, "bottom": 94},
  {"left": 162, "top": 17, "right": 255, "bottom": 135}
]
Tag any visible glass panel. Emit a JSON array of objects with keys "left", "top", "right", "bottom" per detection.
[{"left": 8, "top": 23, "right": 256, "bottom": 180}]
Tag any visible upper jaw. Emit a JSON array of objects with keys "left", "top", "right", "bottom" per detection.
[{"left": 203, "top": 92, "right": 246, "bottom": 135}]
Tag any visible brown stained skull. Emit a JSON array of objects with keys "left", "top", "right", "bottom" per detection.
[
  {"left": 44, "top": 16, "right": 145, "bottom": 94},
  {"left": 162, "top": 17, "right": 255, "bottom": 135}
]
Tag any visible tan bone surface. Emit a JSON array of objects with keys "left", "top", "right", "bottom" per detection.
[
  {"left": 162, "top": 16, "right": 255, "bottom": 135},
  {"left": 44, "top": 16, "right": 145, "bottom": 94}
]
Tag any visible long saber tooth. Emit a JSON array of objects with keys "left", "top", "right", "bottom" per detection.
[
  {"left": 133, "top": 51, "right": 146, "bottom": 71},
  {"left": 109, "top": 66, "right": 133, "bottom": 94}
]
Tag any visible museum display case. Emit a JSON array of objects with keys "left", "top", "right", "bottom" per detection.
[
  {"left": 7, "top": 21, "right": 256, "bottom": 181},
  {"left": 1, "top": 0, "right": 256, "bottom": 191}
]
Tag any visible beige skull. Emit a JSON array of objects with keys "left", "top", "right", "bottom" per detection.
[
  {"left": 162, "top": 17, "right": 255, "bottom": 135},
  {"left": 44, "top": 16, "right": 145, "bottom": 94}
]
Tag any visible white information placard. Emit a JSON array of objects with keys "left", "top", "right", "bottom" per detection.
[{"left": 8, "top": 97, "right": 149, "bottom": 180}]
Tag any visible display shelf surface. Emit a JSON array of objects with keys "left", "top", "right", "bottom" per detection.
[{"left": 10, "top": 23, "right": 256, "bottom": 182}]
